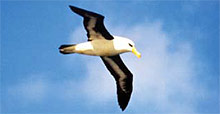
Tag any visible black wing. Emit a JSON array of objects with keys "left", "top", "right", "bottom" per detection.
[
  {"left": 69, "top": 5, "right": 114, "bottom": 41},
  {"left": 101, "top": 55, "right": 133, "bottom": 111}
]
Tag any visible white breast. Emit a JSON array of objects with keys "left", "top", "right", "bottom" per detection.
[{"left": 74, "top": 36, "right": 131, "bottom": 56}]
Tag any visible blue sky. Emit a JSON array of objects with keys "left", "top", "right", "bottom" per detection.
[{"left": 1, "top": 1, "right": 219, "bottom": 113}]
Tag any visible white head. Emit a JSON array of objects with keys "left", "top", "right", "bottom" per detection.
[{"left": 113, "top": 36, "right": 141, "bottom": 58}]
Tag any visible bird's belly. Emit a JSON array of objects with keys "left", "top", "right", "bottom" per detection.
[
  {"left": 85, "top": 45, "right": 119, "bottom": 56},
  {"left": 92, "top": 40, "right": 120, "bottom": 56},
  {"left": 93, "top": 48, "right": 119, "bottom": 56},
  {"left": 75, "top": 40, "right": 120, "bottom": 56}
]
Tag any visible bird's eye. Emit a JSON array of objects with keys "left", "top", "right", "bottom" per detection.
[{"left": 128, "top": 43, "right": 133, "bottom": 47}]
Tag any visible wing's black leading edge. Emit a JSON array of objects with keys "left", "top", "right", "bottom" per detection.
[
  {"left": 69, "top": 5, "right": 114, "bottom": 41},
  {"left": 101, "top": 55, "right": 133, "bottom": 111}
]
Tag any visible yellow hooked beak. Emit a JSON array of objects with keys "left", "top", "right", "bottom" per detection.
[{"left": 132, "top": 47, "right": 141, "bottom": 58}]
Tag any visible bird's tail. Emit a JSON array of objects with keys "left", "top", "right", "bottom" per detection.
[{"left": 59, "top": 44, "right": 76, "bottom": 54}]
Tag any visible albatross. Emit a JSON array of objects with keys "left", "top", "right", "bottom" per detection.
[{"left": 59, "top": 5, "right": 141, "bottom": 111}]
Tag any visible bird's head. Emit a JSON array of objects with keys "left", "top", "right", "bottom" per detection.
[
  {"left": 114, "top": 36, "right": 141, "bottom": 58},
  {"left": 126, "top": 40, "right": 141, "bottom": 58}
]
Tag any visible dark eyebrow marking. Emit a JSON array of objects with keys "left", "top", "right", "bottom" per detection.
[{"left": 128, "top": 43, "right": 133, "bottom": 47}]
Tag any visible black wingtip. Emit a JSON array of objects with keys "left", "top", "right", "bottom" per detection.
[
  {"left": 68, "top": 5, "right": 104, "bottom": 18},
  {"left": 69, "top": 5, "right": 73, "bottom": 8},
  {"left": 69, "top": 5, "right": 77, "bottom": 8},
  {"left": 69, "top": 5, "right": 79, "bottom": 13},
  {"left": 119, "top": 103, "right": 128, "bottom": 111},
  {"left": 69, "top": 5, "right": 78, "bottom": 11},
  {"left": 121, "top": 107, "right": 126, "bottom": 111},
  {"left": 68, "top": 5, "right": 87, "bottom": 17},
  {"left": 117, "top": 88, "right": 132, "bottom": 111}
]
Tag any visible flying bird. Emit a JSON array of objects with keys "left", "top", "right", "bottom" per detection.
[{"left": 59, "top": 5, "right": 141, "bottom": 111}]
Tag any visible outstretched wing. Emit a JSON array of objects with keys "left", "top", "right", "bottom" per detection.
[
  {"left": 69, "top": 5, "right": 114, "bottom": 41},
  {"left": 101, "top": 55, "right": 133, "bottom": 111}
]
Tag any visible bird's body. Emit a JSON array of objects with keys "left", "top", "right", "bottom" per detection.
[
  {"left": 59, "top": 5, "right": 141, "bottom": 111},
  {"left": 60, "top": 36, "right": 135, "bottom": 56}
]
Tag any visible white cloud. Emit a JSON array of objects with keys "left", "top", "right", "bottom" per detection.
[
  {"left": 65, "top": 20, "right": 200, "bottom": 113},
  {"left": 7, "top": 20, "right": 202, "bottom": 113},
  {"left": 108, "top": 20, "right": 198, "bottom": 113}
]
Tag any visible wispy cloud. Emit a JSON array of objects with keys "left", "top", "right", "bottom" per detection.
[
  {"left": 6, "top": 20, "right": 209, "bottom": 113},
  {"left": 114, "top": 21, "right": 197, "bottom": 113},
  {"left": 64, "top": 20, "right": 203, "bottom": 113}
]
